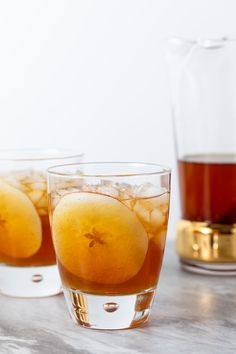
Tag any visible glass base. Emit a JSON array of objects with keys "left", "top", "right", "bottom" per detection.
[
  {"left": 180, "top": 259, "right": 236, "bottom": 276},
  {"left": 63, "top": 288, "right": 155, "bottom": 330},
  {"left": 0, "top": 264, "right": 62, "bottom": 297}
]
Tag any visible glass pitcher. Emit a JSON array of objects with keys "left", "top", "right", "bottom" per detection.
[{"left": 166, "top": 37, "right": 236, "bottom": 274}]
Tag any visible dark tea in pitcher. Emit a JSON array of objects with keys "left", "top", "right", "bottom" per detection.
[{"left": 178, "top": 154, "right": 236, "bottom": 224}]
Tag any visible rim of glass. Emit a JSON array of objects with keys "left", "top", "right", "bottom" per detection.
[
  {"left": 0, "top": 148, "right": 84, "bottom": 162},
  {"left": 167, "top": 35, "right": 236, "bottom": 46},
  {"left": 47, "top": 162, "right": 171, "bottom": 178}
]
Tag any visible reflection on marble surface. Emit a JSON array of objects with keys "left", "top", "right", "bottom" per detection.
[{"left": 0, "top": 241, "right": 235, "bottom": 354}]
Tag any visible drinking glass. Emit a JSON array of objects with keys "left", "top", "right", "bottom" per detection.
[
  {"left": 0, "top": 149, "right": 83, "bottom": 297},
  {"left": 166, "top": 37, "right": 236, "bottom": 274},
  {"left": 47, "top": 162, "right": 171, "bottom": 329}
]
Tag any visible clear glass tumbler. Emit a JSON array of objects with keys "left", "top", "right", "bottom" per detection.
[
  {"left": 0, "top": 149, "right": 83, "bottom": 297},
  {"left": 166, "top": 37, "right": 236, "bottom": 274},
  {"left": 47, "top": 162, "right": 171, "bottom": 329}
]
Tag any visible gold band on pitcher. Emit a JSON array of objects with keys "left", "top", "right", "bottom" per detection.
[{"left": 176, "top": 220, "right": 236, "bottom": 263}]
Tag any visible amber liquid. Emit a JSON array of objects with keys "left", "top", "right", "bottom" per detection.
[
  {"left": 0, "top": 215, "right": 56, "bottom": 266},
  {"left": 58, "top": 241, "right": 163, "bottom": 295},
  {"left": 55, "top": 193, "right": 170, "bottom": 295},
  {"left": 0, "top": 170, "right": 56, "bottom": 267},
  {"left": 178, "top": 155, "right": 236, "bottom": 224}
]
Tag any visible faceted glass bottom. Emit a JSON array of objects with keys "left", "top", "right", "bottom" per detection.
[
  {"left": 0, "top": 264, "right": 62, "bottom": 297},
  {"left": 63, "top": 288, "right": 156, "bottom": 330}
]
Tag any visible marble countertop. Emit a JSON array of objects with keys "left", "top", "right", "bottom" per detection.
[{"left": 0, "top": 241, "right": 236, "bottom": 354}]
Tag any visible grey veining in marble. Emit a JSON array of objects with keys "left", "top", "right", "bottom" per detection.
[{"left": 0, "top": 241, "right": 236, "bottom": 354}]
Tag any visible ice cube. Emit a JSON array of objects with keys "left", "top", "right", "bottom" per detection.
[
  {"left": 27, "top": 190, "right": 44, "bottom": 204},
  {"left": 81, "top": 184, "right": 98, "bottom": 193},
  {"left": 157, "top": 193, "right": 170, "bottom": 208},
  {"left": 133, "top": 183, "right": 166, "bottom": 199},
  {"left": 29, "top": 182, "right": 46, "bottom": 191},
  {"left": 150, "top": 208, "right": 166, "bottom": 231},
  {"left": 36, "top": 193, "right": 48, "bottom": 208},
  {"left": 138, "top": 196, "right": 160, "bottom": 212},
  {"left": 96, "top": 184, "right": 119, "bottom": 198},
  {"left": 133, "top": 201, "right": 151, "bottom": 226},
  {"left": 152, "top": 228, "right": 167, "bottom": 250},
  {"left": 117, "top": 183, "right": 134, "bottom": 200},
  {"left": 122, "top": 199, "right": 136, "bottom": 210}
]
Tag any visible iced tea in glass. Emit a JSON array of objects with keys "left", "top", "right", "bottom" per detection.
[
  {"left": 0, "top": 149, "right": 83, "bottom": 297},
  {"left": 47, "top": 162, "right": 171, "bottom": 329}
]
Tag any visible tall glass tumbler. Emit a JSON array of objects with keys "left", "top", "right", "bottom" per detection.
[
  {"left": 166, "top": 37, "right": 236, "bottom": 274},
  {"left": 0, "top": 149, "right": 83, "bottom": 297},
  {"left": 47, "top": 162, "right": 171, "bottom": 329}
]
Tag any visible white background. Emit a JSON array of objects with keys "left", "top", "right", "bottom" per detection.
[{"left": 0, "top": 0, "right": 236, "bottom": 237}]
